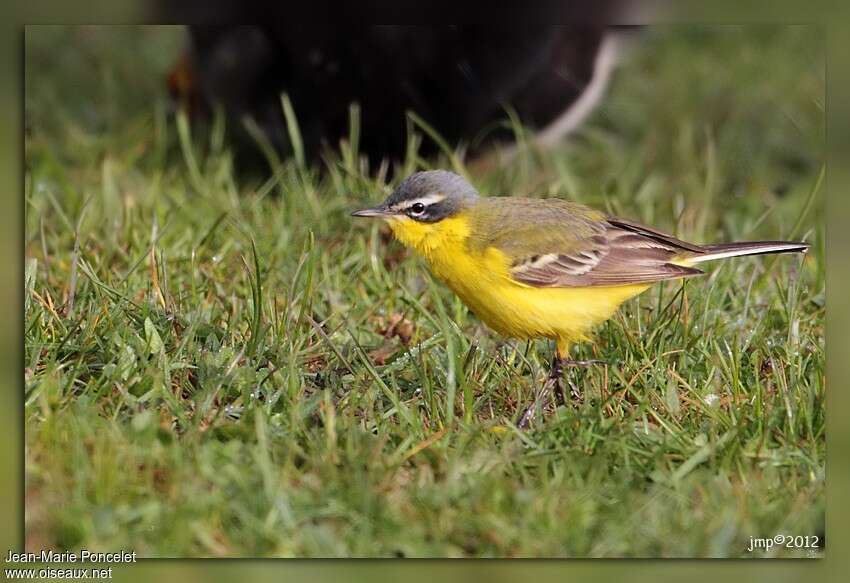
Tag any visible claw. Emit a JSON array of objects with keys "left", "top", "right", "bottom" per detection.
[
  {"left": 568, "top": 378, "right": 583, "bottom": 401},
  {"left": 517, "top": 402, "right": 536, "bottom": 429}
]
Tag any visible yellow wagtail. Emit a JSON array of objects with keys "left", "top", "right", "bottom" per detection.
[{"left": 352, "top": 170, "right": 809, "bottom": 426}]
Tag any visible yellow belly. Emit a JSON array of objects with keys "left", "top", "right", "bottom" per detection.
[{"left": 428, "top": 245, "right": 650, "bottom": 344}]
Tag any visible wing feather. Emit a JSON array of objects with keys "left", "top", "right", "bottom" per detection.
[{"left": 469, "top": 199, "right": 705, "bottom": 287}]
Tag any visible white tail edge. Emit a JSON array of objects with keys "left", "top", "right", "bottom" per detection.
[{"left": 685, "top": 241, "right": 810, "bottom": 264}]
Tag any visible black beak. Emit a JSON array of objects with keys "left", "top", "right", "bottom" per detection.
[{"left": 351, "top": 206, "right": 393, "bottom": 218}]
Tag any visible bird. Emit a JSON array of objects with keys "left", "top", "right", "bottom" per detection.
[{"left": 352, "top": 170, "right": 809, "bottom": 427}]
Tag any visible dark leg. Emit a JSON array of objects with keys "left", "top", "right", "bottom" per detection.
[
  {"left": 560, "top": 358, "right": 605, "bottom": 401},
  {"left": 518, "top": 353, "right": 566, "bottom": 429},
  {"left": 517, "top": 344, "right": 606, "bottom": 429},
  {"left": 549, "top": 354, "right": 567, "bottom": 406}
]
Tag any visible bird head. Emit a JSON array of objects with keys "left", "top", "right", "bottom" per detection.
[{"left": 351, "top": 170, "right": 479, "bottom": 224}]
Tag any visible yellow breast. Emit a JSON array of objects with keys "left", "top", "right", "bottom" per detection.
[{"left": 387, "top": 214, "right": 650, "bottom": 344}]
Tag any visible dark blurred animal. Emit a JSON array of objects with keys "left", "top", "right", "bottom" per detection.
[{"left": 163, "top": 18, "right": 634, "bottom": 167}]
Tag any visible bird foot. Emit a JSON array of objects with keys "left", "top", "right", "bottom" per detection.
[
  {"left": 517, "top": 389, "right": 547, "bottom": 430},
  {"left": 517, "top": 356, "right": 605, "bottom": 429},
  {"left": 517, "top": 359, "right": 571, "bottom": 429}
]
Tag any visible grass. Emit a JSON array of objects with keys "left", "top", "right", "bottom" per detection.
[{"left": 24, "top": 25, "right": 825, "bottom": 557}]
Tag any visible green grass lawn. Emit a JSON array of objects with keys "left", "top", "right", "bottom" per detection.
[{"left": 24, "top": 25, "right": 825, "bottom": 557}]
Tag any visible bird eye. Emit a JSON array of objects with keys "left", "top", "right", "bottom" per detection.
[{"left": 410, "top": 203, "right": 426, "bottom": 215}]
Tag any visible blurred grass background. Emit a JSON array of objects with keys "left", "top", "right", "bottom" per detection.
[{"left": 23, "top": 25, "right": 823, "bottom": 558}]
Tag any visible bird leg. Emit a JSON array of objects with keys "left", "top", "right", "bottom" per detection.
[
  {"left": 549, "top": 354, "right": 567, "bottom": 406},
  {"left": 560, "top": 358, "right": 605, "bottom": 401},
  {"left": 517, "top": 352, "right": 605, "bottom": 429},
  {"left": 517, "top": 353, "right": 566, "bottom": 429}
]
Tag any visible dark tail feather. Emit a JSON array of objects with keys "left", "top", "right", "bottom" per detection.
[{"left": 686, "top": 240, "right": 810, "bottom": 264}]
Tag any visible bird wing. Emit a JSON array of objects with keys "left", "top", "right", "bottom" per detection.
[{"left": 469, "top": 198, "right": 704, "bottom": 287}]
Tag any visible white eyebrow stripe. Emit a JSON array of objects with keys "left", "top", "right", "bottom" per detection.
[{"left": 396, "top": 193, "right": 446, "bottom": 210}]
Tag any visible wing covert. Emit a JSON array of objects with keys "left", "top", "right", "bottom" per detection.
[{"left": 470, "top": 199, "right": 704, "bottom": 287}]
